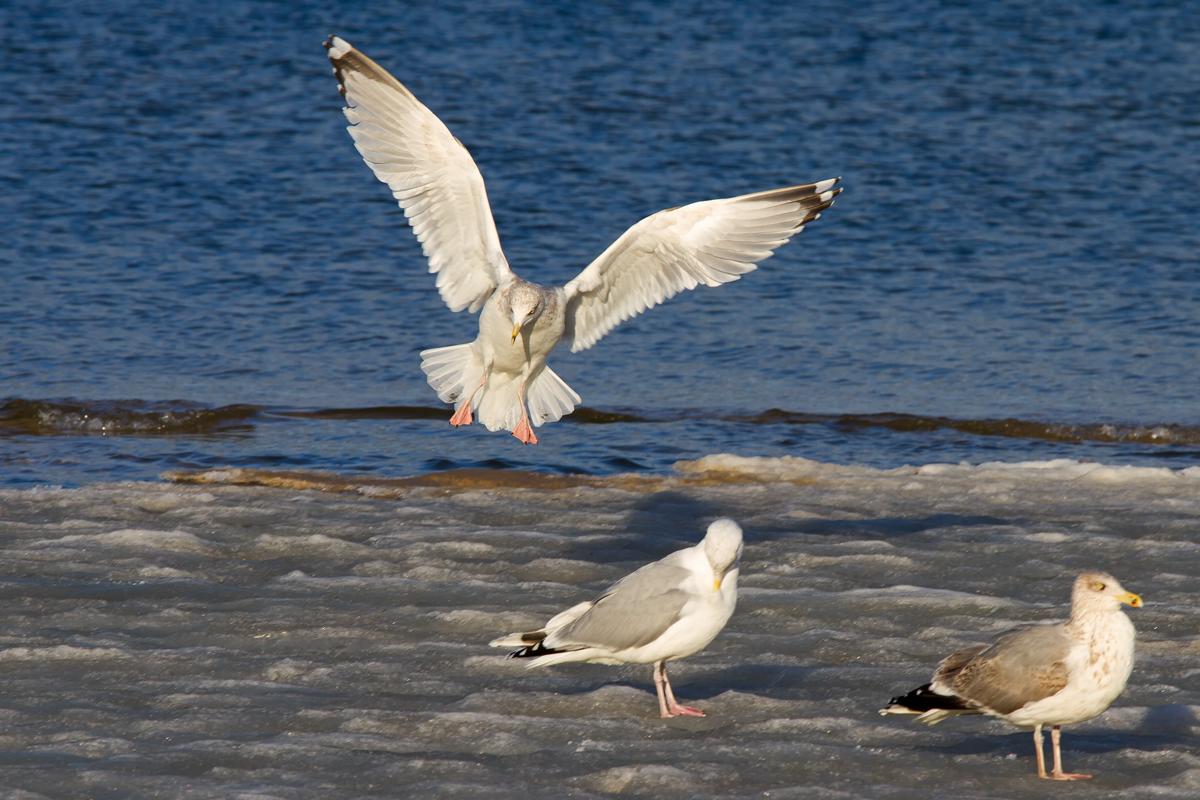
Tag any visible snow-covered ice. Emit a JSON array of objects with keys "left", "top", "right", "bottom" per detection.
[{"left": 0, "top": 456, "right": 1196, "bottom": 798}]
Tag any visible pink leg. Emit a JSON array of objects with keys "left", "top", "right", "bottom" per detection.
[
  {"left": 653, "top": 661, "right": 672, "bottom": 718},
  {"left": 510, "top": 381, "right": 538, "bottom": 445},
  {"left": 655, "top": 661, "right": 705, "bottom": 717},
  {"left": 449, "top": 372, "right": 488, "bottom": 428},
  {"left": 1033, "top": 725, "right": 1048, "bottom": 779},
  {"left": 1049, "top": 726, "right": 1091, "bottom": 781}
]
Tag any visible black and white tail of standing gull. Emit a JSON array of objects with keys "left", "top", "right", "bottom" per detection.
[
  {"left": 881, "top": 571, "right": 1142, "bottom": 780},
  {"left": 324, "top": 36, "right": 841, "bottom": 444},
  {"left": 491, "top": 519, "right": 743, "bottom": 718}
]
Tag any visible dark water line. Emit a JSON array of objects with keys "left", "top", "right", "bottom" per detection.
[
  {"left": 0, "top": 398, "right": 263, "bottom": 435},
  {"left": 5, "top": 397, "right": 1200, "bottom": 449},
  {"left": 734, "top": 410, "right": 1200, "bottom": 446}
]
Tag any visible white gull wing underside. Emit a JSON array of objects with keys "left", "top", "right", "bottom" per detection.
[
  {"left": 561, "top": 179, "right": 841, "bottom": 352},
  {"left": 326, "top": 36, "right": 514, "bottom": 314}
]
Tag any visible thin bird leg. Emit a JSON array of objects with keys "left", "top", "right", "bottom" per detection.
[
  {"left": 510, "top": 381, "right": 538, "bottom": 445},
  {"left": 449, "top": 370, "right": 488, "bottom": 427},
  {"left": 659, "top": 662, "right": 705, "bottom": 717},
  {"left": 1033, "top": 724, "right": 1048, "bottom": 778},
  {"left": 653, "top": 661, "right": 672, "bottom": 718},
  {"left": 1049, "top": 725, "right": 1092, "bottom": 781}
]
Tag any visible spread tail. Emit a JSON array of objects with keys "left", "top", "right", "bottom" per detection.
[
  {"left": 473, "top": 366, "right": 579, "bottom": 433},
  {"left": 419, "top": 343, "right": 523, "bottom": 433},
  {"left": 525, "top": 366, "right": 580, "bottom": 427},
  {"left": 420, "top": 348, "right": 581, "bottom": 433},
  {"left": 472, "top": 372, "right": 523, "bottom": 432},
  {"left": 420, "top": 343, "right": 482, "bottom": 407}
]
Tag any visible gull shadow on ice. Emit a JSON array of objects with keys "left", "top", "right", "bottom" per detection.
[
  {"left": 599, "top": 498, "right": 1013, "bottom": 551},
  {"left": 750, "top": 513, "right": 1015, "bottom": 542},
  {"left": 563, "top": 490, "right": 730, "bottom": 565},
  {"left": 542, "top": 508, "right": 1019, "bottom": 608},
  {"left": 922, "top": 705, "right": 1199, "bottom": 757},
  {"left": 707, "top": 663, "right": 822, "bottom": 693}
]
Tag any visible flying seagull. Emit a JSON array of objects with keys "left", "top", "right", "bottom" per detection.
[
  {"left": 491, "top": 518, "right": 743, "bottom": 717},
  {"left": 325, "top": 36, "right": 841, "bottom": 443},
  {"left": 881, "top": 571, "right": 1142, "bottom": 780}
]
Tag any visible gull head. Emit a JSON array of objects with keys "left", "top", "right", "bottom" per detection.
[
  {"left": 505, "top": 284, "right": 545, "bottom": 344},
  {"left": 702, "top": 518, "right": 744, "bottom": 589},
  {"left": 1072, "top": 570, "right": 1142, "bottom": 614}
]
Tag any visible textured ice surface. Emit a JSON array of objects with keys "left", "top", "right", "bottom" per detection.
[{"left": 0, "top": 457, "right": 1197, "bottom": 798}]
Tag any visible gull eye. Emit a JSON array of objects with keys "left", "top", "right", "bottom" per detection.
[{"left": 1093, "top": 582, "right": 1106, "bottom": 591}]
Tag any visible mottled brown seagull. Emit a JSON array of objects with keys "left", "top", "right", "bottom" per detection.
[{"left": 881, "top": 571, "right": 1142, "bottom": 780}]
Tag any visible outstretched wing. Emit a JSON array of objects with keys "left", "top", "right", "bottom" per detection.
[
  {"left": 560, "top": 179, "right": 841, "bottom": 352},
  {"left": 326, "top": 36, "right": 514, "bottom": 313}
]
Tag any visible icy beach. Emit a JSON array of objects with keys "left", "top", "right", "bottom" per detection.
[{"left": 1, "top": 456, "right": 1197, "bottom": 798}]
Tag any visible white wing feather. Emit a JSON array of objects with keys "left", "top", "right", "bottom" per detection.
[
  {"left": 326, "top": 36, "right": 514, "bottom": 313},
  {"left": 561, "top": 180, "right": 841, "bottom": 352}
]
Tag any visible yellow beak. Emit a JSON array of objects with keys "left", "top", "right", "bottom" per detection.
[
  {"left": 511, "top": 323, "right": 521, "bottom": 344},
  {"left": 712, "top": 578, "right": 721, "bottom": 591},
  {"left": 1122, "top": 592, "right": 1143, "bottom": 608}
]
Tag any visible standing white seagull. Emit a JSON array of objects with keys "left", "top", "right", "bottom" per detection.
[
  {"left": 491, "top": 518, "right": 743, "bottom": 718},
  {"left": 325, "top": 36, "right": 841, "bottom": 443},
  {"left": 881, "top": 571, "right": 1142, "bottom": 781}
]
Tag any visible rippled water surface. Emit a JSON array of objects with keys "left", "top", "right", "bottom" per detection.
[{"left": 3, "top": 0, "right": 1199, "bottom": 485}]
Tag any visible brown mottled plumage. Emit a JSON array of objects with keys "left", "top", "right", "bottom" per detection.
[{"left": 881, "top": 572, "right": 1142, "bottom": 780}]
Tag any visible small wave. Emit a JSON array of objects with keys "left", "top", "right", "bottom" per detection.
[
  {"left": 733, "top": 410, "right": 1200, "bottom": 446},
  {"left": 164, "top": 466, "right": 599, "bottom": 496},
  {"left": 569, "top": 408, "right": 646, "bottom": 424},
  {"left": 0, "top": 399, "right": 260, "bottom": 435},
  {"left": 279, "top": 406, "right": 450, "bottom": 421},
  {"left": 280, "top": 405, "right": 647, "bottom": 424},
  {"left": 5, "top": 398, "right": 1197, "bottom": 448}
]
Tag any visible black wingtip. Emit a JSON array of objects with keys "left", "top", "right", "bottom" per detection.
[
  {"left": 886, "top": 683, "right": 973, "bottom": 713},
  {"left": 506, "top": 641, "right": 559, "bottom": 660}
]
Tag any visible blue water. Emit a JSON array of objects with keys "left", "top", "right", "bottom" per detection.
[{"left": 4, "top": 0, "right": 1199, "bottom": 486}]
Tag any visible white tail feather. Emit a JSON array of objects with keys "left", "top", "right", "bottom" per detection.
[
  {"left": 489, "top": 632, "right": 533, "bottom": 648},
  {"left": 489, "top": 601, "right": 593, "bottom": 649},
  {"left": 420, "top": 343, "right": 481, "bottom": 406},
  {"left": 526, "top": 366, "right": 581, "bottom": 427},
  {"left": 472, "top": 371, "right": 523, "bottom": 432},
  {"left": 419, "top": 342, "right": 521, "bottom": 432},
  {"left": 420, "top": 346, "right": 581, "bottom": 434}
]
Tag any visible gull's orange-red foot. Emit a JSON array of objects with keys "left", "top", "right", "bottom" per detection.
[
  {"left": 449, "top": 403, "right": 473, "bottom": 427},
  {"left": 665, "top": 703, "right": 705, "bottom": 718},
  {"left": 511, "top": 417, "right": 538, "bottom": 445}
]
